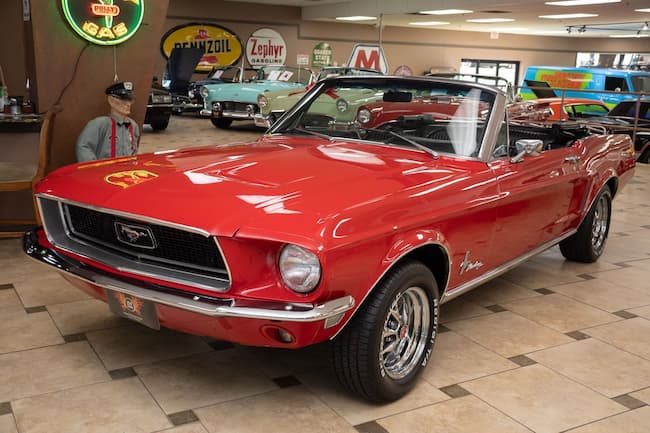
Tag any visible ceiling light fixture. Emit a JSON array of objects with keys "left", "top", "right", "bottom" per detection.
[
  {"left": 419, "top": 9, "right": 473, "bottom": 15},
  {"left": 545, "top": 0, "right": 619, "bottom": 6},
  {"left": 335, "top": 16, "right": 376, "bottom": 21},
  {"left": 466, "top": 18, "right": 515, "bottom": 23},
  {"left": 634, "top": 9, "right": 650, "bottom": 13},
  {"left": 539, "top": 13, "right": 598, "bottom": 19},
  {"left": 609, "top": 33, "right": 649, "bottom": 38},
  {"left": 409, "top": 21, "right": 450, "bottom": 26}
]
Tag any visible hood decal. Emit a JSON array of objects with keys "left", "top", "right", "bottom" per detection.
[{"left": 105, "top": 170, "right": 159, "bottom": 188}]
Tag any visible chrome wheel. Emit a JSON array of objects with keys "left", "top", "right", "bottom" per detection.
[
  {"left": 380, "top": 286, "right": 431, "bottom": 380},
  {"left": 591, "top": 193, "right": 609, "bottom": 255}
]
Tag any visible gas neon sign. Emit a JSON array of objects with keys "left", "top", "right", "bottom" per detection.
[{"left": 61, "top": 0, "right": 145, "bottom": 46}]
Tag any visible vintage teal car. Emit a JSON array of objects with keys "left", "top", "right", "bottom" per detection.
[
  {"left": 255, "top": 67, "right": 383, "bottom": 128},
  {"left": 200, "top": 65, "right": 313, "bottom": 128}
]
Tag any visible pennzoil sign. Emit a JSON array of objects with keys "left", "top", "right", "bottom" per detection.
[
  {"left": 61, "top": 0, "right": 145, "bottom": 46},
  {"left": 161, "top": 23, "right": 243, "bottom": 72}
]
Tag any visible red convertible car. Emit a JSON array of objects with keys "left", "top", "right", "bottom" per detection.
[{"left": 24, "top": 76, "right": 635, "bottom": 402}]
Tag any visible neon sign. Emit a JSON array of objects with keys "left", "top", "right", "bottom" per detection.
[{"left": 61, "top": 0, "right": 145, "bottom": 46}]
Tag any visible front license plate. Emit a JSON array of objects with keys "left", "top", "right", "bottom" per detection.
[{"left": 106, "top": 290, "right": 160, "bottom": 330}]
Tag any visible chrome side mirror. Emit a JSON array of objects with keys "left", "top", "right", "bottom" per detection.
[{"left": 511, "top": 139, "right": 543, "bottom": 163}]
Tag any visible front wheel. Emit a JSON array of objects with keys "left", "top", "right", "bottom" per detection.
[
  {"left": 560, "top": 186, "right": 611, "bottom": 263},
  {"left": 332, "top": 260, "right": 439, "bottom": 402}
]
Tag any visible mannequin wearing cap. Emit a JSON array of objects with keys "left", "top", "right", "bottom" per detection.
[{"left": 76, "top": 82, "right": 141, "bottom": 162}]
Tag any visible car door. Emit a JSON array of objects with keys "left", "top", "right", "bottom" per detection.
[{"left": 488, "top": 136, "right": 584, "bottom": 265}]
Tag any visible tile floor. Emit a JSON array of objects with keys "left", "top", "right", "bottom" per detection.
[{"left": 1, "top": 115, "right": 649, "bottom": 433}]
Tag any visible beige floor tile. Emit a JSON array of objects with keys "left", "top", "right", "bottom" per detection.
[
  {"left": 86, "top": 325, "right": 212, "bottom": 370},
  {"left": 159, "top": 424, "right": 209, "bottom": 433},
  {"left": 440, "top": 297, "right": 492, "bottom": 323},
  {"left": 135, "top": 349, "right": 277, "bottom": 413},
  {"left": 630, "top": 386, "right": 650, "bottom": 404},
  {"left": 584, "top": 317, "right": 650, "bottom": 360},
  {"left": 12, "top": 273, "right": 90, "bottom": 308},
  {"left": 0, "top": 414, "right": 18, "bottom": 433},
  {"left": 463, "top": 364, "right": 626, "bottom": 433},
  {"left": 47, "top": 299, "right": 129, "bottom": 335},
  {"left": 298, "top": 370, "right": 449, "bottom": 426},
  {"left": 0, "top": 309, "right": 63, "bottom": 354},
  {"left": 461, "top": 277, "right": 541, "bottom": 307},
  {"left": 0, "top": 238, "right": 22, "bottom": 259},
  {"left": 1, "top": 258, "right": 61, "bottom": 285},
  {"left": 12, "top": 378, "right": 172, "bottom": 433},
  {"left": 421, "top": 331, "right": 517, "bottom": 388},
  {"left": 0, "top": 289, "right": 22, "bottom": 310},
  {"left": 529, "top": 338, "right": 650, "bottom": 397},
  {"left": 591, "top": 265, "right": 650, "bottom": 294},
  {"left": 565, "top": 406, "right": 650, "bottom": 433},
  {"left": 377, "top": 395, "right": 531, "bottom": 433},
  {"left": 502, "top": 294, "right": 620, "bottom": 333},
  {"left": 600, "top": 243, "right": 650, "bottom": 266},
  {"left": 195, "top": 387, "right": 357, "bottom": 433},
  {"left": 501, "top": 259, "right": 584, "bottom": 290},
  {"left": 446, "top": 311, "right": 573, "bottom": 358},
  {"left": 629, "top": 304, "right": 650, "bottom": 319},
  {"left": 551, "top": 278, "right": 650, "bottom": 312},
  {"left": 0, "top": 341, "right": 109, "bottom": 401}
]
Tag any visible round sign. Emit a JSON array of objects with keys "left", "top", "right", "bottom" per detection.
[
  {"left": 246, "top": 28, "right": 287, "bottom": 67},
  {"left": 61, "top": 0, "right": 145, "bottom": 46},
  {"left": 161, "top": 23, "right": 243, "bottom": 72}
]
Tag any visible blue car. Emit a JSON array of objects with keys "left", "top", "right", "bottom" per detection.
[{"left": 200, "top": 65, "right": 313, "bottom": 128}]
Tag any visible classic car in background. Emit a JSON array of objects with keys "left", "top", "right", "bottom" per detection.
[
  {"left": 25, "top": 76, "right": 635, "bottom": 403},
  {"left": 183, "top": 66, "right": 258, "bottom": 115},
  {"left": 255, "top": 66, "right": 384, "bottom": 128},
  {"left": 586, "top": 98, "right": 650, "bottom": 163},
  {"left": 200, "top": 65, "right": 313, "bottom": 128},
  {"left": 144, "top": 86, "right": 173, "bottom": 131},
  {"left": 507, "top": 97, "right": 610, "bottom": 122},
  {"left": 427, "top": 72, "right": 517, "bottom": 102}
]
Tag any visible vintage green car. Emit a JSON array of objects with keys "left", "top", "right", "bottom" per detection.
[
  {"left": 200, "top": 65, "right": 313, "bottom": 128},
  {"left": 255, "top": 67, "right": 383, "bottom": 128}
]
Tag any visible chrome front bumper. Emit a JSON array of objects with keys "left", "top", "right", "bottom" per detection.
[
  {"left": 23, "top": 229, "right": 355, "bottom": 323},
  {"left": 254, "top": 113, "right": 271, "bottom": 128}
]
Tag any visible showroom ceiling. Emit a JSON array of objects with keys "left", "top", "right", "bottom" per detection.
[{"left": 225, "top": 0, "right": 650, "bottom": 38}]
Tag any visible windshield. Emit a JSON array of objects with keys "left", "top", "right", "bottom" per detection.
[
  {"left": 631, "top": 75, "right": 650, "bottom": 92},
  {"left": 268, "top": 76, "right": 499, "bottom": 159},
  {"left": 209, "top": 67, "right": 257, "bottom": 82},
  {"left": 256, "top": 66, "right": 313, "bottom": 85}
]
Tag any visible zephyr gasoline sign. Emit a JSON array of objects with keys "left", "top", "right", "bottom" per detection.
[{"left": 61, "top": 0, "right": 145, "bottom": 46}]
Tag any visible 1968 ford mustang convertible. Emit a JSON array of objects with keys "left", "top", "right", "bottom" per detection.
[{"left": 24, "top": 76, "right": 635, "bottom": 402}]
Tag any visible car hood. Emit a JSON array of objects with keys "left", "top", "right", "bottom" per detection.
[{"left": 37, "top": 137, "right": 474, "bottom": 245}]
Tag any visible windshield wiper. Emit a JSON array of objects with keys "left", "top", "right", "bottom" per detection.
[{"left": 363, "top": 127, "right": 439, "bottom": 158}]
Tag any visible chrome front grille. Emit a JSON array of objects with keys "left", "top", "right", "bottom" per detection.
[{"left": 38, "top": 196, "right": 230, "bottom": 292}]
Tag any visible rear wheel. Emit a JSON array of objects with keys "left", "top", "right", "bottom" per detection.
[
  {"left": 333, "top": 260, "right": 439, "bottom": 402},
  {"left": 210, "top": 118, "right": 232, "bottom": 129},
  {"left": 560, "top": 186, "right": 611, "bottom": 263}
]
